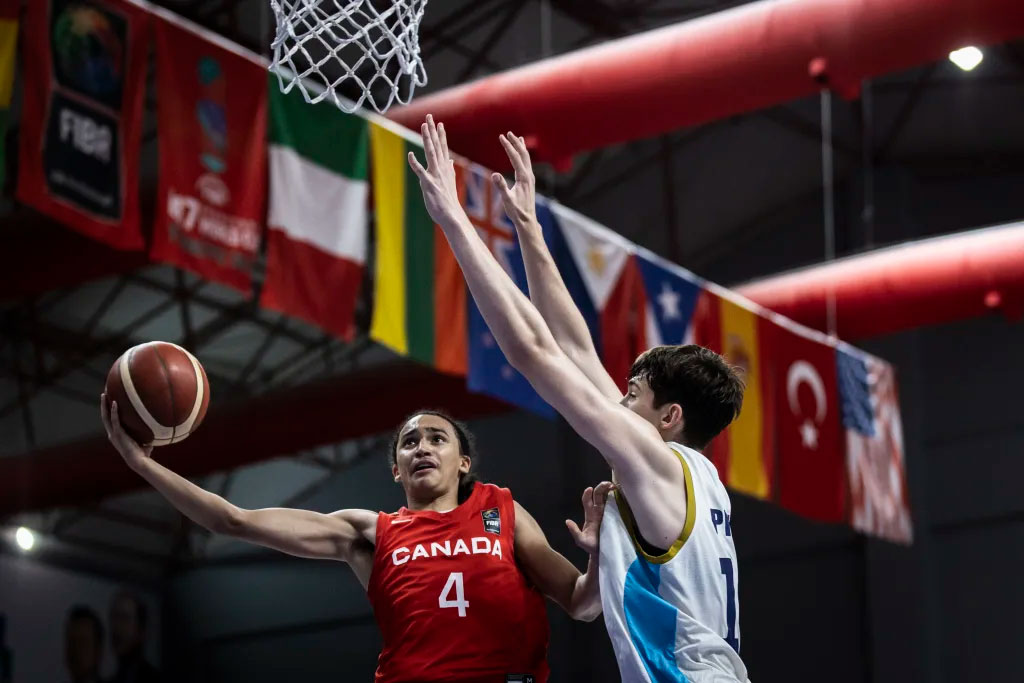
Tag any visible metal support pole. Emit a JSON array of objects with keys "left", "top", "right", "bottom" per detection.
[
  {"left": 820, "top": 88, "right": 838, "bottom": 338},
  {"left": 860, "top": 78, "right": 875, "bottom": 248}
]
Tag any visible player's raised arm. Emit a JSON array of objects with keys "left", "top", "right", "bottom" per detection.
[
  {"left": 101, "top": 395, "right": 376, "bottom": 570},
  {"left": 409, "top": 116, "right": 687, "bottom": 548},
  {"left": 491, "top": 133, "right": 623, "bottom": 402},
  {"left": 513, "top": 483, "right": 612, "bottom": 622}
]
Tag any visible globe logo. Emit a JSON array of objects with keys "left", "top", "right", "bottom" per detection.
[
  {"left": 52, "top": 3, "right": 124, "bottom": 100},
  {"left": 195, "top": 56, "right": 227, "bottom": 174}
]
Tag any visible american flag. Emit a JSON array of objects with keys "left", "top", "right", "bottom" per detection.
[{"left": 837, "top": 348, "right": 913, "bottom": 544}]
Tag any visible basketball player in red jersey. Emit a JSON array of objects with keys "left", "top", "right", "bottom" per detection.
[{"left": 101, "top": 397, "right": 610, "bottom": 682}]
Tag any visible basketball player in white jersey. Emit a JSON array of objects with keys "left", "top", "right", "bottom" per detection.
[{"left": 409, "top": 116, "right": 749, "bottom": 682}]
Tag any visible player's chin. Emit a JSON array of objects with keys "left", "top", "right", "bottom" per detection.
[{"left": 406, "top": 469, "right": 445, "bottom": 491}]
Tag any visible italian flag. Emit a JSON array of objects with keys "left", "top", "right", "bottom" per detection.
[
  {"left": 0, "top": 0, "right": 17, "bottom": 189},
  {"left": 261, "top": 74, "right": 369, "bottom": 339},
  {"left": 368, "top": 122, "right": 467, "bottom": 375}
]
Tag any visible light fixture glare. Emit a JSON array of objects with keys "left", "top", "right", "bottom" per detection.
[
  {"left": 15, "top": 526, "right": 35, "bottom": 551},
  {"left": 949, "top": 46, "right": 983, "bottom": 71}
]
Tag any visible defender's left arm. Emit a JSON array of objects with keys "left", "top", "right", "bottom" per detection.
[
  {"left": 409, "top": 117, "right": 686, "bottom": 544},
  {"left": 513, "top": 483, "right": 612, "bottom": 622}
]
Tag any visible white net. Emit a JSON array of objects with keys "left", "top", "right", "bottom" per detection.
[{"left": 269, "top": 0, "right": 428, "bottom": 114}]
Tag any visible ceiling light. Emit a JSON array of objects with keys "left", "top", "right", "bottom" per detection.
[
  {"left": 15, "top": 526, "right": 35, "bottom": 551},
  {"left": 949, "top": 46, "right": 983, "bottom": 72}
]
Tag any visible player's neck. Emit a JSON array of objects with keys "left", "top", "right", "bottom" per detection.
[{"left": 405, "top": 489, "right": 461, "bottom": 513}]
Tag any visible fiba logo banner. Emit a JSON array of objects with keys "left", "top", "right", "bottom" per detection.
[
  {"left": 44, "top": 93, "right": 120, "bottom": 218},
  {"left": 17, "top": 0, "right": 149, "bottom": 248},
  {"left": 44, "top": 0, "right": 124, "bottom": 219},
  {"left": 150, "top": 14, "right": 268, "bottom": 293}
]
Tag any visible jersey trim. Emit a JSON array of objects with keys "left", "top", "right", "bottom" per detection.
[{"left": 614, "top": 446, "right": 696, "bottom": 565}]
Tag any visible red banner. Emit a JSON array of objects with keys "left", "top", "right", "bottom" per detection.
[
  {"left": 774, "top": 326, "right": 845, "bottom": 522},
  {"left": 17, "top": 0, "right": 149, "bottom": 249},
  {"left": 151, "top": 15, "right": 267, "bottom": 293}
]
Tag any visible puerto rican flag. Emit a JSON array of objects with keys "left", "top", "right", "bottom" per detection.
[{"left": 634, "top": 250, "right": 702, "bottom": 350}]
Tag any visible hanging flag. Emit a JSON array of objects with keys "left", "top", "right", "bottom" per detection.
[
  {"left": 151, "top": 14, "right": 267, "bottom": 293},
  {"left": 837, "top": 346, "right": 913, "bottom": 543},
  {"left": 368, "top": 122, "right": 467, "bottom": 375},
  {"left": 0, "top": 0, "right": 18, "bottom": 190},
  {"left": 635, "top": 251, "right": 702, "bottom": 349},
  {"left": 692, "top": 289, "right": 776, "bottom": 500},
  {"left": 543, "top": 201, "right": 646, "bottom": 391},
  {"left": 462, "top": 161, "right": 553, "bottom": 417},
  {"left": 260, "top": 74, "right": 369, "bottom": 339},
  {"left": 17, "top": 0, "right": 149, "bottom": 249},
  {"left": 774, "top": 325, "right": 845, "bottom": 521}
]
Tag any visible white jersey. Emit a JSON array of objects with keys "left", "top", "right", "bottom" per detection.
[{"left": 599, "top": 443, "right": 748, "bottom": 683}]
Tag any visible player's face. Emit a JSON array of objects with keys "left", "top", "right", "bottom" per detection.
[
  {"left": 393, "top": 414, "right": 470, "bottom": 497},
  {"left": 622, "top": 376, "right": 684, "bottom": 438},
  {"left": 621, "top": 377, "right": 660, "bottom": 424}
]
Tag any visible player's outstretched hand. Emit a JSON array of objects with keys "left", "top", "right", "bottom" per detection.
[
  {"left": 100, "top": 393, "right": 153, "bottom": 467},
  {"left": 492, "top": 132, "right": 537, "bottom": 226},
  {"left": 408, "top": 114, "right": 464, "bottom": 227},
  {"left": 566, "top": 481, "right": 613, "bottom": 556}
]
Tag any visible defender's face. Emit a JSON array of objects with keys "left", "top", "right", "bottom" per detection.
[
  {"left": 621, "top": 377, "right": 661, "bottom": 425},
  {"left": 393, "top": 414, "right": 469, "bottom": 496}
]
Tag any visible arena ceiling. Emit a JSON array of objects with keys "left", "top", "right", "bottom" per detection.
[{"left": 2, "top": 0, "right": 1023, "bottom": 581}]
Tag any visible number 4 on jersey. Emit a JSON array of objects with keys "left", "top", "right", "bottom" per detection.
[{"left": 439, "top": 572, "right": 470, "bottom": 616}]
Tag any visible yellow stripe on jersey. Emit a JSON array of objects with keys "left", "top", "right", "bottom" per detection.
[{"left": 614, "top": 446, "right": 696, "bottom": 565}]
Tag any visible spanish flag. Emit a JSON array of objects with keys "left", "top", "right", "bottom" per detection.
[
  {"left": 692, "top": 289, "right": 776, "bottom": 500},
  {"left": 0, "top": 0, "right": 18, "bottom": 189},
  {"left": 368, "top": 122, "right": 467, "bottom": 375}
]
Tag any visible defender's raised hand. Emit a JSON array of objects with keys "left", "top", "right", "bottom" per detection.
[
  {"left": 566, "top": 481, "right": 614, "bottom": 556},
  {"left": 492, "top": 132, "right": 537, "bottom": 226},
  {"left": 408, "top": 115, "right": 464, "bottom": 227}
]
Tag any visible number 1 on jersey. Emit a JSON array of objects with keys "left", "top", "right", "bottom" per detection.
[
  {"left": 439, "top": 571, "right": 469, "bottom": 617},
  {"left": 719, "top": 558, "right": 739, "bottom": 652}
]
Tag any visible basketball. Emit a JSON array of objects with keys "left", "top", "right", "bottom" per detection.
[{"left": 104, "top": 342, "right": 211, "bottom": 447}]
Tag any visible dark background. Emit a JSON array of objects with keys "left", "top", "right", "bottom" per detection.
[{"left": 2, "top": 1, "right": 1023, "bottom": 682}]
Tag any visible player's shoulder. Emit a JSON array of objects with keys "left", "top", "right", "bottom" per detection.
[
  {"left": 473, "top": 481, "right": 511, "bottom": 502},
  {"left": 668, "top": 442, "right": 720, "bottom": 480}
]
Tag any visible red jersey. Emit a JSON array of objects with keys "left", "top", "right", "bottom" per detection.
[{"left": 368, "top": 483, "right": 550, "bottom": 683}]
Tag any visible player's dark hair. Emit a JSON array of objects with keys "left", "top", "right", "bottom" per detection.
[
  {"left": 390, "top": 410, "right": 479, "bottom": 503},
  {"left": 628, "top": 344, "right": 745, "bottom": 450},
  {"left": 66, "top": 605, "right": 104, "bottom": 643}
]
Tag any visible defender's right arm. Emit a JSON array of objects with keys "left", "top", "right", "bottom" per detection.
[
  {"left": 492, "top": 133, "right": 622, "bottom": 401},
  {"left": 101, "top": 396, "right": 376, "bottom": 564}
]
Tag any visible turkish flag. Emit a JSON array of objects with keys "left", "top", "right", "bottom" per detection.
[{"left": 774, "top": 327, "right": 845, "bottom": 522}]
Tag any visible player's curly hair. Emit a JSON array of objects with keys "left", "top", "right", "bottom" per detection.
[
  {"left": 628, "top": 345, "right": 745, "bottom": 450},
  {"left": 389, "top": 410, "right": 479, "bottom": 503}
]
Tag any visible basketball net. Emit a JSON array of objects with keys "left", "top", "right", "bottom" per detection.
[{"left": 269, "top": 0, "right": 428, "bottom": 113}]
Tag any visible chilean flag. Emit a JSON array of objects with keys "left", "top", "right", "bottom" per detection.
[{"left": 538, "top": 200, "right": 647, "bottom": 392}]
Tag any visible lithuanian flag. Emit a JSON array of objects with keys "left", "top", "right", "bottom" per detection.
[
  {"left": 0, "top": 0, "right": 18, "bottom": 189},
  {"left": 368, "top": 122, "right": 467, "bottom": 375}
]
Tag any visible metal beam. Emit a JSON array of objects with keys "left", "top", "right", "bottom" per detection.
[
  {"left": 874, "top": 64, "right": 937, "bottom": 161},
  {"left": 454, "top": 1, "right": 526, "bottom": 83}
]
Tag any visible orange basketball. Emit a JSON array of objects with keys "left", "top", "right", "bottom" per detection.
[{"left": 104, "top": 342, "right": 211, "bottom": 447}]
